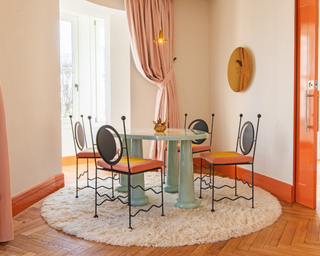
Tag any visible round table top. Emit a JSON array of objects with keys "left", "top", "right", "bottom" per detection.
[{"left": 121, "top": 128, "right": 208, "bottom": 141}]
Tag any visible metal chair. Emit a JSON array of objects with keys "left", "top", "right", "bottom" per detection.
[
  {"left": 163, "top": 113, "right": 214, "bottom": 182},
  {"left": 69, "top": 115, "right": 100, "bottom": 198},
  {"left": 91, "top": 116, "right": 164, "bottom": 229},
  {"left": 199, "top": 114, "right": 261, "bottom": 212},
  {"left": 87, "top": 116, "right": 119, "bottom": 199}
]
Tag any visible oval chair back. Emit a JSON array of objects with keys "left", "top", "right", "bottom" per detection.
[
  {"left": 184, "top": 113, "right": 215, "bottom": 146},
  {"left": 188, "top": 119, "right": 209, "bottom": 145},
  {"left": 96, "top": 125, "right": 124, "bottom": 167},
  {"left": 69, "top": 114, "right": 88, "bottom": 153},
  {"left": 235, "top": 114, "right": 261, "bottom": 160},
  {"left": 74, "top": 121, "right": 86, "bottom": 151},
  {"left": 239, "top": 121, "right": 254, "bottom": 155}
]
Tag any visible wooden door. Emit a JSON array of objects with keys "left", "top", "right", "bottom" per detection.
[{"left": 296, "top": 0, "right": 318, "bottom": 209}]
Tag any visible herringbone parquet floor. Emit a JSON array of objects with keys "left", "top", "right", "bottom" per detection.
[{"left": 1, "top": 163, "right": 320, "bottom": 256}]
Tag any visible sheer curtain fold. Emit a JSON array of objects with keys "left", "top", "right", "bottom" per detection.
[
  {"left": 125, "top": 0, "right": 179, "bottom": 160},
  {"left": 0, "top": 83, "right": 14, "bottom": 242}
]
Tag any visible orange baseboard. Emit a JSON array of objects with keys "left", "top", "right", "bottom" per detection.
[
  {"left": 12, "top": 173, "right": 65, "bottom": 216},
  {"left": 193, "top": 157, "right": 294, "bottom": 203},
  {"left": 62, "top": 155, "right": 76, "bottom": 166},
  {"left": 62, "top": 155, "right": 95, "bottom": 166}
]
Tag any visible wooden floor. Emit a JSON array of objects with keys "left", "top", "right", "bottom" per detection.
[{"left": 1, "top": 164, "right": 320, "bottom": 256}]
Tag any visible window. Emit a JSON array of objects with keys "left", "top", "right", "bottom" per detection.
[
  {"left": 60, "top": 17, "right": 78, "bottom": 119},
  {"left": 95, "top": 20, "right": 106, "bottom": 123},
  {"left": 59, "top": 15, "right": 106, "bottom": 123},
  {"left": 59, "top": 3, "right": 130, "bottom": 157}
]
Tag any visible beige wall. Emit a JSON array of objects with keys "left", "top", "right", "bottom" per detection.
[
  {"left": 209, "top": 0, "right": 295, "bottom": 184},
  {"left": 109, "top": 12, "right": 131, "bottom": 129},
  {"left": 0, "top": 0, "right": 62, "bottom": 195}
]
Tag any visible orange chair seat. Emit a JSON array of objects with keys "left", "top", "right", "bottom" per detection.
[
  {"left": 77, "top": 147, "right": 100, "bottom": 158},
  {"left": 165, "top": 143, "right": 211, "bottom": 153},
  {"left": 186, "top": 144, "right": 211, "bottom": 153},
  {"left": 97, "top": 157, "right": 164, "bottom": 174},
  {"left": 200, "top": 151, "right": 253, "bottom": 165}
]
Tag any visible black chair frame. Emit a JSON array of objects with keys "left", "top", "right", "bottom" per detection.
[
  {"left": 69, "top": 114, "right": 95, "bottom": 198},
  {"left": 200, "top": 114, "right": 261, "bottom": 212},
  {"left": 87, "top": 116, "right": 120, "bottom": 198},
  {"left": 91, "top": 116, "right": 164, "bottom": 229}
]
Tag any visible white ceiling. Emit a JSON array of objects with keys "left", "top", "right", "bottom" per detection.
[{"left": 60, "top": 0, "right": 123, "bottom": 18}]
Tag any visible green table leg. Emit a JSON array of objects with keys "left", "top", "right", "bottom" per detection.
[
  {"left": 116, "top": 139, "right": 130, "bottom": 192},
  {"left": 164, "top": 141, "right": 179, "bottom": 193},
  {"left": 174, "top": 140, "right": 199, "bottom": 209},
  {"left": 130, "top": 139, "right": 149, "bottom": 206}
]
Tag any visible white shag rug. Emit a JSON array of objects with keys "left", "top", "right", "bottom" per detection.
[{"left": 41, "top": 172, "right": 282, "bottom": 247}]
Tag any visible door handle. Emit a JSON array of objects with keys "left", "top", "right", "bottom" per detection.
[
  {"left": 75, "top": 83, "right": 79, "bottom": 92},
  {"left": 305, "top": 90, "right": 313, "bottom": 132}
]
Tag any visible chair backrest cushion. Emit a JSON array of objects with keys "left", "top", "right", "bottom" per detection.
[
  {"left": 188, "top": 119, "right": 208, "bottom": 144},
  {"left": 75, "top": 121, "right": 85, "bottom": 151},
  {"left": 96, "top": 125, "right": 123, "bottom": 166},
  {"left": 239, "top": 121, "right": 254, "bottom": 155}
]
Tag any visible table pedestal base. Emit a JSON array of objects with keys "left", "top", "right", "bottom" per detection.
[
  {"left": 174, "top": 140, "right": 199, "bottom": 209},
  {"left": 174, "top": 199, "right": 199, "bottom": 209},
  {"left": 117, "top": 174, "right": 128, "bottom": 192},
  {"left": 164, "top": 141, "right": 179, "bottom": 193},
  {"left": 130, "top": 196, "right": 149, "bottom": 206},
  {"left": 116, "top": 139, "right": 149, "bottom": 206},
  {"left": 116, "top": 139, "right": 130, "bottom": 193},
  {"left": 164, "top": 184, "right": 179, "bottom": 193}
]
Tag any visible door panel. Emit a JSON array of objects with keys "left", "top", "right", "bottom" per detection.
[{"left": 296, "top": 0, "right": 318, "bottom": 209}]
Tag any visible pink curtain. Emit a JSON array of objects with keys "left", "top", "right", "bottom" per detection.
[
  {"left": 125, "top": 0, "right": 180, "bottom": 160},
  {"left": 0, "top": 83, "right": 14, "bottom": 242}
]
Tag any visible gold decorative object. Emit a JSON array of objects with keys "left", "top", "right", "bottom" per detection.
[
  {"left": 227, "top": 47, "right": 251, "bottom": 92},
  {"left": 153, "top": 118, "right": 169, "bottom": 132}
]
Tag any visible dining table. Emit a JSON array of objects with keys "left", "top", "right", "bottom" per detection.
[{"left": 117, "top": 128, "right": 208, "bottom": 209}]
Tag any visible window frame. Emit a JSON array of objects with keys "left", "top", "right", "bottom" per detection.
[{"left": 60, "top": 14, "right": 79, "bottom": 126}]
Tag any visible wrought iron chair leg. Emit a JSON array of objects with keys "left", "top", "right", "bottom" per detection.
[
  {"left": 128, "top": 175, "right": 132, "bottom": 229},
  {"left": 200, "top": 159, "right": 203, "bottom": 198},
  {"left": 94, "top": 166, "right": 98, "bottom": 218},
  {"left": 163, "top": 148, "right": 167, "bottom": 184},
  {"left": 112, "top": 171, "right": 114, "bottom": 198},
  {"left": 211, "top": 165, "right": 215, "bottom": 212},
  {"left": 252, "top": 164, "right": 254, "bottom": 208},
  {"left": 235, "top": 165, "right": 237, "bottom": 196},
  {"left": 87, "top": 158, "right": 89, "bottom": 187},
  {"left": 76, "top": 157, "right": 79, "bottom": 198},
  {"left": 161, "top": 168, "right": 164, "bottom": 216}
]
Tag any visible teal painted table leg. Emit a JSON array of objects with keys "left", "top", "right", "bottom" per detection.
[
  {"left": 164, "top": 141, "right": 179, "bottom": 193},
  {"left": 174, "top": 140, "right": 199, "bottom": 209},
  {"left": 130, "top": 139, "right": 149, "bottom": 206},
  {"left": 116, "top": 138, "right": 130, "bottom": 192}
]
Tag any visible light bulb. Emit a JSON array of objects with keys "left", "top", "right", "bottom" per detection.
[{"left": 154, "top": 30, "right": 167, "bottom": 44}]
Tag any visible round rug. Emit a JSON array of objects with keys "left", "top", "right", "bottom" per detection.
[{"left": 41, "top": 172, "right": 282, "bottom": 247}]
